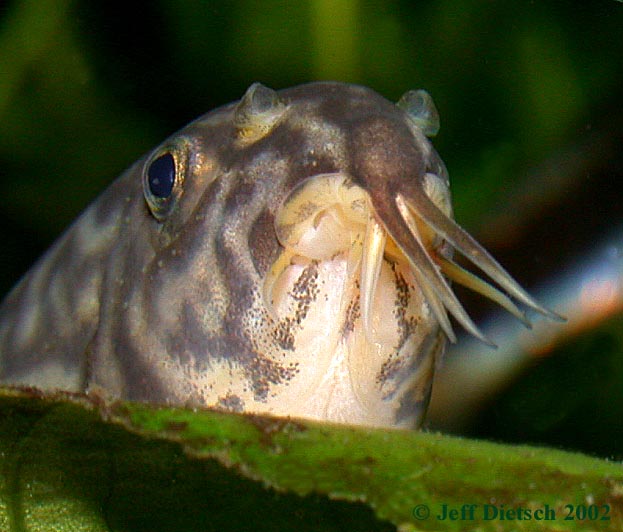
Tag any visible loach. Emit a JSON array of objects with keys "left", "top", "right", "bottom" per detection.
[{"left": 0, "top": 82, "right": 562, "bottom": 428}]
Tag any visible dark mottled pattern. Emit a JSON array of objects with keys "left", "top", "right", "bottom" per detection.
[
  {"left": 273, "top": 262, "right": 319, "bottom": 351},
  {"left": 392, "top": 265, "right": 420, "bottom": 348},
  {"left": 244, "top": 354, "right": 299, "bottom": 402},
  {"left": 218, "top": 393, "right": 245, "bottom": 412},
  {"left": 340, "top": 284, "right": 361, "bottom": 336},
  {"left": 375, "top": 265, "right": 417, "bottom": 387},
  {"left": 248, "top": 208, "right": 279, "bottom": 277},
  {"left": 393, "top": 332, "right": 443, "bottom": 425}
]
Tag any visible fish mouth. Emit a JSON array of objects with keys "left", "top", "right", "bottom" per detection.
[{"left": 265, "top": 172, "right": 562, "bottom": 347}]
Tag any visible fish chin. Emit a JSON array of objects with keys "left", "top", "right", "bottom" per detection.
[{"left": 260, "top": 173, "right": 441, "bottom": 427}]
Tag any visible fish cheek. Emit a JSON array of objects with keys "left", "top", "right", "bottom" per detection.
[{"left": 88, "top": 186, "right": 201, "bottom": 402}]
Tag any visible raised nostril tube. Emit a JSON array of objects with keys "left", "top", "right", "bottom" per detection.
[
  {"left": 396, "top": 89, "right": 440, "bottom": 137},
  {"left": 234, "top": 82, "right": 286, "bottom": 140}
]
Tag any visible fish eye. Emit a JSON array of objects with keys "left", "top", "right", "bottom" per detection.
[
  {"left": 147, "top": 152, "right": 176, "bottom": 198},
  {"left": 142, "top": 141, "right": 188, "bottom": 221}
]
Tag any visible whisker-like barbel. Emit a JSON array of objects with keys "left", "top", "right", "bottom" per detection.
[
  {"left": 436, "top": 256, "right": 531, "bottom": 328},
  {"left": 401, "top": 183, "right": 564, "bottom": 322},
  {"left": 0, "top": 82, "right": 563, "bottom": 428}
]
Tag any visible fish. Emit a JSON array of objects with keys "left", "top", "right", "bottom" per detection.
[{"left": 0, "top": 82, "right": 562, "bottom": 428}]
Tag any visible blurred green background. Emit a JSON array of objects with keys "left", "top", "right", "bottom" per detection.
[{"left": 1, "top": 1, "right": 622, "bottom": 458}]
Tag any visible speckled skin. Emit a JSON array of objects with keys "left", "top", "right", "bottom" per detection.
[{"left": 0, "top": 82, "right": 555, "bottom": 428}]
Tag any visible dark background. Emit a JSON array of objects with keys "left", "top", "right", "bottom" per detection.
[{"left": 1, "top": 0, "right": 622, "bottom": 458}]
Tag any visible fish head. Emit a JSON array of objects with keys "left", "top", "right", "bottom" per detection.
[{"left": 90, "top": 82, "right": 559, "bottom": 428}]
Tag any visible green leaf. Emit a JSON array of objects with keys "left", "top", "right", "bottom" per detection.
[{"left": 1, "top": 388, "right": 622, "bottom": 531}]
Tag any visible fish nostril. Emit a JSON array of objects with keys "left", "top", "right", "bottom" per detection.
[
  {"left": 396, "top": 89, "right": 440, "bottom": 138},
  {"left": 234, "top": 82, "right": 286, "bottom": 141}
]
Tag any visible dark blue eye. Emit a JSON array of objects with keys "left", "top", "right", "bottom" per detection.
[{"left": 147, "top": 152, "right": 176, "bottom": 198}]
